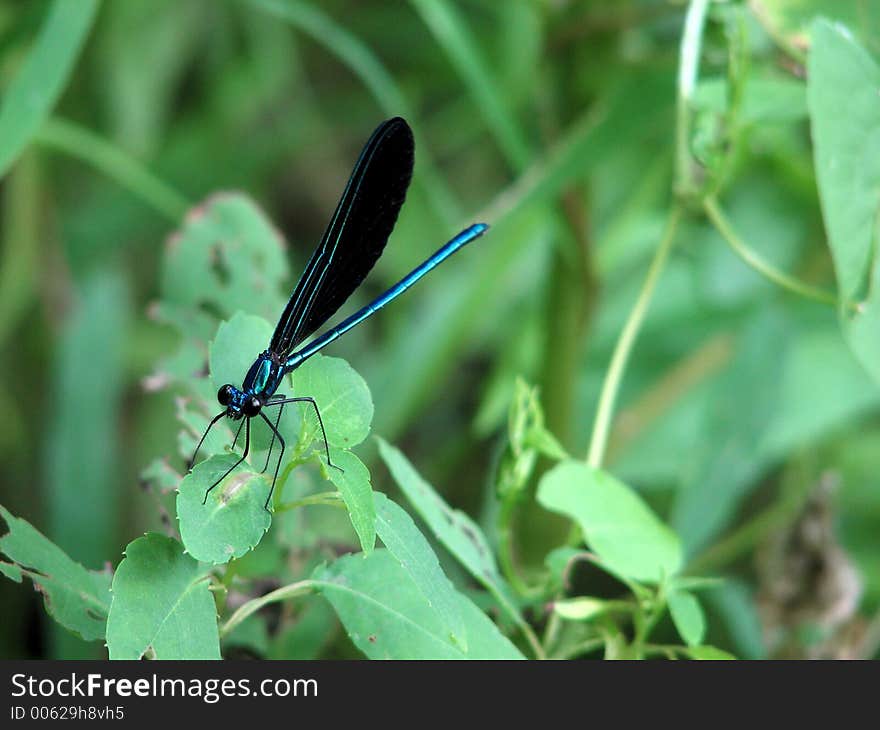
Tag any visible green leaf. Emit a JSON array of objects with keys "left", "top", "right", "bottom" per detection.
[
  {"left": 668, "top": 590, "right": 706, "bottom": 647},
  {"left": 808, "top": 20, "right": 880, "bottom": 384},
  {"left": 325, "top": 449, "right": 375, "bottom": 554},
  {"left": 373, "top": 492, "right": 466, "bottom": 651},
  {"left": 536, "top": 461, "right": 683, "bottom": 583},
  {"left": 808, "top": 19, "right": 880, "bottom": 301},
  {"left": 0, "top": 506, "right": 111, "bottom": 641},
  {"left": 292, "top": 354, "right": 374, "bottom": 449},
  {"left": 314, "top": 550, "right": 523, "bottom": 659},
  {"left": 377, "top": 438, "right": 511, "bottom": 597},
  {"left": 0, "top": 0, "right": 100, "bottom": 178},
  {"left": 177, "top": 455, "right": 271, "bottom": 565},
  {"left": 685, "top": 645, "right": 736, "bottom": 660},
  {"left": 106, "top": 534, "right": 220, "bottom": 660}
]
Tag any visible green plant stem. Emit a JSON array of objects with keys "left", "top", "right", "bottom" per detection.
[
  {"left": 553, "top": 637, "right": 606, "bottom": 660},
  {"left": 275, "top": 490, "right": 344, "bottom": 514},
  {"left": 586, "top": 207, "right": 682, "bottom": 468},
  {"left": 497, "top": 498, "right": 542, "bottom": 599},
  {"left": 704, "top": 196, "right": 841, "bottom": 308},
  {"left": 676, "top": 0, "right": 710, "bottom": 196},
  {"left": 35, "top": 118, "right": 189, "bottom": 223},
  {"left": 221, "top": 579, "right": 318, "bottom": 638}
]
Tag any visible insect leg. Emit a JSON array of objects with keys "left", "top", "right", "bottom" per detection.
[{"left": 202, "top": 417, "right": 250, "bottom": 504}]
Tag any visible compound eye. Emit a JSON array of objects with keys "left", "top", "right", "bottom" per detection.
[
  {"left": 243, "top": 396, "right": 262, "bottom": 417},
  {"left": 217, "top": 384, "right": 235, "bottom": 406}
]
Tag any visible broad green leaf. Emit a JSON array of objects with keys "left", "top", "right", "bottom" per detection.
[
  {"left": 106, "top": 534, "right": 219, "bottom": 660},
  {"left": 0, "top": 0, "right": 100, "bottom": 177},
  {"left": 373, "top": 492, "right": 466, "bottom": 651},
  {"left": 377, "top": 438, "right": 511, "bottom": 598},
  {"left": 292, "top": 354, "right": 373, "bottom": 449},
  {"left": 685, "top": 645, "right": 736, "bottom": 660},
  {"left": 326, "top": 450, "right": 375, "bottom": 554},
  {"left": 314, "top": 550, "right": 523, "bottom": 659},
  {"left": 0, "top": 506, "right": 111, "bottom": 641},
  {"left": 537, "top": 461, "right": 683, "bottom": 583},
  {"left": 177, "top": 455, "right": 271, "bottom": 564},
  {"left": 808, "top": 20, "right": 880, "bottom": 383},
  {"left": 668, "top": 590, "right": 706, "bottom": 647},
  {"left": 808, "top": 19, "right": 880, "bottom": 301}
]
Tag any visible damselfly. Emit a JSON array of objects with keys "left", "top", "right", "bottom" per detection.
[{"left": 188, "top": 117, "right": 488, "bottom": 509}]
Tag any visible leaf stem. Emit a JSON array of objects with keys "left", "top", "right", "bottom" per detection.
[
  {"left": 552, "top": 636, "right": 606, "bottom": 660},
  {"left": 275, "top": 490, "right": 344, "bottom": 513},
  {"left": 676, "top": 0, "right": 710, "bottom": 196},
  {"left": 704, "top": 196, "right": 843, "bottom": 308},
  {"left": 586, "top": 207, "right": 682, "bottom": 468},
  {"left": 220, "top": 579, "right": 317, "bottom": 638}
]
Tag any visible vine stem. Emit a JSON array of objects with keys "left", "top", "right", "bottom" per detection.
[
  {"left": 675, "top": 0, "right": 710, "bottom": 195},
  {"left": 586, "top": 207, "right": 682, "bottom": 468},
  {"left": 704, "top": 196, "right": 842, "bottom": 308},
  {"left": 274, "top": 490, "right": 344, "bottom": 514},
  {"left": 221, "top": 580, "right": 317, "bottom": 638}
]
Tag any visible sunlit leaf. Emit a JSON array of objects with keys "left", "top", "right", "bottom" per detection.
[
  {"left": 537, "top": 461, "right": 683, "bottom": 583},
  {"left": 106, "top": 534, "right": 219, "bottom": 660}
]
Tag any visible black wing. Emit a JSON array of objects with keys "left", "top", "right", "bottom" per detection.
[{"left": 269, "top": 117, "right": 415, "bottom": 356}]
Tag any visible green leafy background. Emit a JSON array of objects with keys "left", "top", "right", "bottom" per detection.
[{"left": 1, "top": 0, "right": 879, "bottom": 660}]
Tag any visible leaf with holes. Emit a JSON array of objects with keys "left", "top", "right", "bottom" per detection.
[
  {"left": 157, "top": 193, "right": 288, "bottom": 341},
  {"left": 177, "top": 455, "right": 271, "bottom": 564},
  {"left": 0, "top": 505, "right": 111, "bottom": 641},
  {"left": 106, "top": 534, "right": 219, "bottom": 660}
]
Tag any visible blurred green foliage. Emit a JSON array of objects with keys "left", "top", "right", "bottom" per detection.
[{"left": 1, "top": 0, "right": 879, "bottom": 660}]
